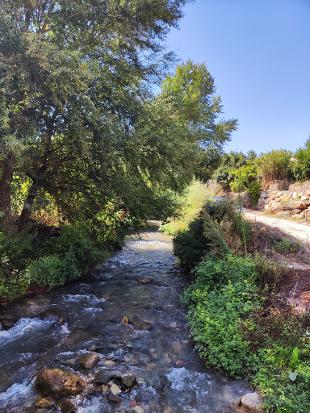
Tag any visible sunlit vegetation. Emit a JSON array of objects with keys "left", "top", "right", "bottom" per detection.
[
  {"left": 197, "top": 140, "right": 310, "bottom": 206},
  {"left": 160, "top": 181, "right": 210, "bottom": 236},
  {"left": 173, "top": 199, "right": 310, "bottom": 413},
  {"left": 0, "top": 1, "right": 236, "bottom": 302}
]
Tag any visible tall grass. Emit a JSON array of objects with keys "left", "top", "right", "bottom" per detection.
[{"left": 160, "top": 181, "right": 210, "bottom": 235}]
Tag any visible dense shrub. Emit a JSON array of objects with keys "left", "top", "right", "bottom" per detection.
[
  {"left": 214, "top": 151, "right": 249, "bottom": 189},
  {"left": 0, "top": 224, "right": 110, "bottom": 302},
  {"left": 45, "top": 225, "right": 106, "bottom": 271},
  {"left": 193, "top": 254, "right": 257, "bottom": 287},
  {"left": 173, "top": 195, "right": 310, "bottom": 412},
  {"left": 273, "top": 237, "right": 300, "bottom": 254},
  {"left": 173, "top": 200, "right": 251, "bottom": 270},
  {"left": 254, "top": 343, "right": 310, "bottom": 413},
  {"left": 184, "top": 256, "right": 261, "bottom": 377},
  {"left": 205, "top": 199, "right": 251, "bottom": 254},
  {"left": 230, "top": 162, "right": 262, "bottom": 206},
  {"left": 0, "top": 272, "right": 30, "bottom": 301},
  {"left": 252, "top": 253, "right": 288, "bottom": 294},
  {"left": 257, "top": 150, "right": 292, "bottom": 185},
  {"left": 173, "top": 215, "right": 228, "bottom": 270},
  {"left": 291, "top": 139, "right": 310, "bottom": 181},
  {"left": 184, "top": 253, "right": 310, "bottom": 411},
  {"left": 25, "top": 252, "right": 80, "bottom": 288},
  {"left": 161, "top": 181, "right": 210, "bottom": 236}
]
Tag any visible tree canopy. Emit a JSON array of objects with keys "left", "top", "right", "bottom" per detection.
[{"left": 0, "top": 1, "right": 235, "bottom": 232}]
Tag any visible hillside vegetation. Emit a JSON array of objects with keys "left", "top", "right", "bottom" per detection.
[{"left": 201, "top": 140, "right": 310, "bottom": 206}]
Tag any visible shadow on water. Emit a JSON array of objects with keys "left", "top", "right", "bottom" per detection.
[{"left": 0, "top": 226, "right": 249, "bottom": 412}]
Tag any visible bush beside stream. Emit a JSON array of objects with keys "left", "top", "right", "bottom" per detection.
[
  {"left": 0, "top": 224, "right": 116, "bottom": 303},
  {"left": 165, "top": 197, "right": 310, "bottom": 413}
]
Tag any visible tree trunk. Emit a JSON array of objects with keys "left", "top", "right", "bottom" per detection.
[
  {"left": 0, "top": 154, "right": 14, "bottom": 232},
  {"left": 17, "top": 182, "right": 39, "bottom": 231}
]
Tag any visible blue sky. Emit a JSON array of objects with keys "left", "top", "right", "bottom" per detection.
[{"left": 165, "top": 0, "right": 310, "bottom": 154}]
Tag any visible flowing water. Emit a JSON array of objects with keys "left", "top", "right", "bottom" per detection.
[{"left": 0, "top": 226, "right": 248, "bottom": 412}]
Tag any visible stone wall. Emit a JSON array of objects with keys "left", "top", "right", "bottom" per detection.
[{"left": 258, "top": 180, "right": 310, "bottom": 219}]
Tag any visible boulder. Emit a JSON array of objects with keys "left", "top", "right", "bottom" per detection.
[
  {"left": 121, "top": 373, "right": 136, "bottom": 388},
  {"left": 109, "top": 383, "right": 122, "bottom": 395},
  {"left": 239, "top": 392, "right": 263, "bottom": 413},
  {"left": 34, "top": 396, "right": 55, "bottom": 408},
  {"left": 80, "top": 352, "right": 99, "bottom": 369},
  {"left": 0, "top": 318, "right": 16, "bottom": 330},
  {"left": 95, "top": 368, "right": 136, "bottom": 389},
  {"left": 35, "top": 368, "right": 86, "bottom": 397},
  {"left": 107, "top": 391, "right": 122, "bottom": 403},
  {"left": 60, "top": 398, "right": 78, "bottom": 413},
  {"left": 107, "top": 383, "right": 122, "bottom": 403}
]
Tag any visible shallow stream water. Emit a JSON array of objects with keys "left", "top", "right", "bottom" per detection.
[{"left": 0, "top": 227, "right": 248, "bottom": 412}]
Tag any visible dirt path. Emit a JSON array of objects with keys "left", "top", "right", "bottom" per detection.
[
  {"left": 244, "top": 209, "right": 310, "bottom": 246},
  {"left": 244, "top": 210, "right": 310, "bottom": 313}
]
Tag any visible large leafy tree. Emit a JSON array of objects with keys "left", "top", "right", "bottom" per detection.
[
  {"left": 0, "top": 0, "right": 188, "bottom": 230},
  {"left": 0, "top": 2, "right": 236, "bottom": 232}
]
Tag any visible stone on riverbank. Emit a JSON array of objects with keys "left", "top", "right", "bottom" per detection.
[
  {"left": 239, "top": 392, "right": 263, "bottom": 413},
  {"left": 35, "top": 368, "right": 86, "bottom": 397},
  {"left": 35, "top": 396, "right": 55, "bottom": 408},
  {"left": 121, "top": 372, "right": 136, "bottom": 388},
  {"left": 108, "top": 383, "right": 122, "bottom": 403},
  {"left": 95, "top": 369, "right": 137, "bottom": 389},
  {"left": 60, "top": 398, "right": 78, "bottom": 413},
  {"left": 80, "top": 352, "right": 100, "bottom": 369}
]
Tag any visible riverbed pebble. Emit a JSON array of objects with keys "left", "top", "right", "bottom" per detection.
[
  {"left": 239, "top": 392, "right": 263, "bottom": 413},
  {"left": 80, "top": 352, "right": 100, "bottom": 369},
  {"left": 60, "top": 398, "right": 78, "bottom": 413}
]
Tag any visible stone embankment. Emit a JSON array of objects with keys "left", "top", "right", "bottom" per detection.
[{"left": 257, "top": 180, "right": 310, "bottom": 219}]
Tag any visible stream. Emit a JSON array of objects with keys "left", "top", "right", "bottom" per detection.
[{"left": 0, "top": 226, "right": 248, "bottom": 412}]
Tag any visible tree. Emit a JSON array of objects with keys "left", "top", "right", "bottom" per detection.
[
  {"left": 257, "top": 150, "right": 292, "bottom": 185},
  {"left": 159, "top": 61, "right": 237, "bottom": 183},
  {"left": 214, "top": 151, "right": 249, "bottom": 189},
  {"left": 0, "top": 5, "right": 235, "bottom": 234},
  {"left": 291, "top": 137, "right": 310, "bottom": 181},
  {"left": 0, "top": 0, "right": 189, "bottom": 230}
]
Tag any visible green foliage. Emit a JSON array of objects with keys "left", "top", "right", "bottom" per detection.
[
  {"left": 291, "top": 138, "right": 310, "bottom": 181},
  {"left": 173, "top": 216, "right": 228, "bottom": 270},
  {"left": 161, "top": 181, "right": 210, "bottom": 236},
  {"left": 204, "top": 199, "right": 251, "bottom": 254},
  {"left": 0, "top": 271, "right": 30, "bottom": 302},
  {"left": 184, "top": 255, "right": 260, "bottom": 377},
  {"left": 173, "top": 198, "right": 251, "bottom": 270},
  {"left": 193, "top": 254, "right": 256, "bottom": 287},
  {"left": 273, "top": 237, "right": 300, "bottom": 254},
  {"left": 254, "top": 343, "right": 310, "bottom": 413},
  {"left": 1, "top": 2, "right": 237, "bottom": 301},
  {"left": 45, "top": 225, "right": 106, "bottom": 272},
  {"left": 252, "top": 253, "right": 287, "bottom": 293},
  {"left": 214, "top": 151, "right": 249, "bottom": 189},
  {"left": 25, "top": 252, "right": 79, "bottom": 288},
  {"left": 175, "top": 195, "right": 310, "bottom": 412},
  {"left": 184, "top": 252, "right": 310, "bottom": 410},
  {"left": 0, "top": 5, "right": 234, "bottom": 232},
  {"left": 195, "top": 145, "right": 223, "bottom": 183},
  {"left": 230, "top": 162, "right": 262, "bottom": 206},
  {"left": 0, "top": 224, "right": 109, "bottom": 302},
  {"left": 257, "top": 150, "right": 292, "bottom": 185}
]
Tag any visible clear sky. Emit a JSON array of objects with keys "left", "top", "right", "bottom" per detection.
[{"left": 165, "top": 0, "right": 310, "bottom": 154}]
